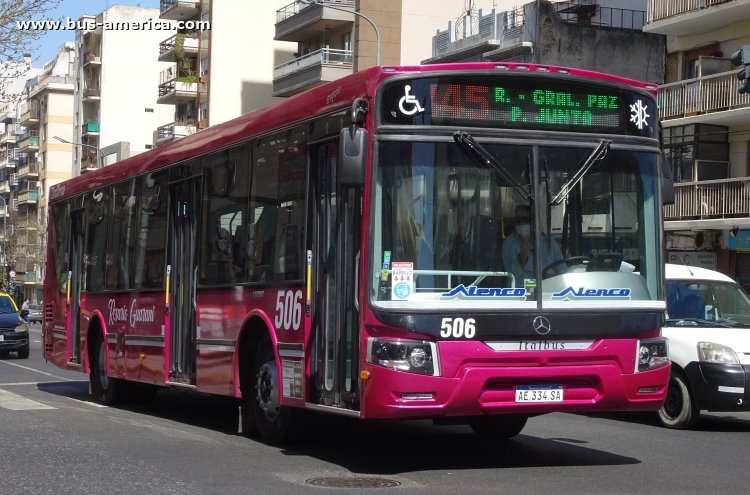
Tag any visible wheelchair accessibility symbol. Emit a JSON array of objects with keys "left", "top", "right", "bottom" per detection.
[{"left": 398, "top": 85, "right": 424, "bottom": 116}]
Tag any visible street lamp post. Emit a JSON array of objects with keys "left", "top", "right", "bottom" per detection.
[
  {"left": 53, "top": 135, "right": 104, "bottom": 170},
  {"left": 299, "top": 0, "right": 381, "bottom": 66}
]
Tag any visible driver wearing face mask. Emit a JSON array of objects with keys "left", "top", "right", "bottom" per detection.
[{"left": 501, "top": 204, "right": 563, "bottom": 286}]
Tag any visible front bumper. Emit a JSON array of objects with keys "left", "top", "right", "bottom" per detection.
[
  {"left": 360, "top": 339, "right": 670, "bottom": 419},
  {"left": 684, "top": 362, "right": 750, "bottom": 411},
  {"left": 0, "top": 331, "right": 29, "bottom": 351}
]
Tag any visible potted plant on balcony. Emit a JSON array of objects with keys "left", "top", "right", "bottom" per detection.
[{"left": 83, "top": 119, "right": 99, "bottom": 133}]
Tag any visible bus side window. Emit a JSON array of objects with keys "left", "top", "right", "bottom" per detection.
[
  {"left": 84, "top": 188, "right": 110, "bottom": 292},
  {"left": 134, "top": 171, "right": 168, "bottom": 289},
  {"left": 200, "top": 144, "right": 249, "bottom": 285}
]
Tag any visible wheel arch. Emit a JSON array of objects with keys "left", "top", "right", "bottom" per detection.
[
  {"left": 85, "top": 311, "right": 108, "bottom": 374},
  {"left": 234, "top": 310, "right": 275, "bottom": 398}
]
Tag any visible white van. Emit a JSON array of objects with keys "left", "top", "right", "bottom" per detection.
[{"left": 660, "top": 263, "right": 750, "bottom": 429}]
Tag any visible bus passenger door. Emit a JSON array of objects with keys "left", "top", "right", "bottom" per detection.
[
  {"left": 310, "top": 140, "right": 361, "bottom": 410},
  {"left": 67, "top": 209, "right": 84, "bottom": 365},
  {"left": 167, "top": 176, "right": 201, "bottom": 386}
]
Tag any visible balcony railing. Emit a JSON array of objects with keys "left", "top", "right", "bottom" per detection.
[
  {"left": 17, "top": 189, "right": 38, "bottom": 204},
  {"left": 276, "top": 0, "right": 355, "bottom": 23},
  {"left": 647, "top": 0, "right": 738, "bottom": 23},
  {"left": 274, "top": 48, "right": 353, "bottom": 79},
  {"left": 664, "top": 177, "right": 750, "bottom": 221},
  {"left": 18, "top": 160, "right": 40, "bottom": 178},
  {"left": 658, "top": 69, "right": 750, "bottom": 120},
  {"left": 158, "top": 33, "right": 200, "bottom": 59}
]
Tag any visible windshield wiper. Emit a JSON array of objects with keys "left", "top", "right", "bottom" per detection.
[
  {"left": 549, "top": 139, "right": 611, "bottom": 206},
  {"left": 453, "top": 131, "right": 532, "bottom": 201},
  {"left": 666, "top": 317, "right": 742, "bottom": 328}
]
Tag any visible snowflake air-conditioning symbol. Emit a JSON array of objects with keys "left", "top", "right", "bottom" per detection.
[{"left": 629, "top": 99, "right": 650, "bottom": 130}]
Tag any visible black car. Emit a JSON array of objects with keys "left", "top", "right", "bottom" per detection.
[{"left": 0, "top": 292, "right": 29, "bottom": 359}]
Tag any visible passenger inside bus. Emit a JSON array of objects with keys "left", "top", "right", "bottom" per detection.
[{"left": 502, "top": 204, "right": 563, "bottom": 285}]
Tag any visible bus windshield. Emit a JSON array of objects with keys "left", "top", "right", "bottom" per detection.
[{"left": 370, "top": 139, "right": 662, "bottom": 310}]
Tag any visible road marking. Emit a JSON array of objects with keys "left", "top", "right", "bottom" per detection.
[
  {"left": 0, "top": 360, "right": 77, "bottom": 381},
  {"left": 64, "top": 396, "right": 107, "bottom": 408},
  {"left": 0, "top": 388, "right": 56, "bottom": 410}
]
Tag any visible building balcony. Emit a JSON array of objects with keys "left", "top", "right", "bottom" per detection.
[
  {"left": 18, "top": 131, "right": 39, "bottom": 152},
  {"left": 160, "top": 0, "right": 200, "bottom": 21},
  {"left": 82, "top": 87, "right": 101, "bottom": 101},
  {"left": 19, "top": 103, "right": 40, "bottom": 126},
  {"left": 275, "top": 0, "right": 354, "bottom": 42},
  {"left": 83, "top": 52, "right": 102, "bottom": 66},
  {"left": 665, "top": 177, "right": 750, "bottom": 229},
  {"left": 82, "top": 121, "right": 100, "bottom": 136},
  {"left": 18, "top": 161, "right": 39, "bottom": 179},
  {"left": 0, "top": 131, "right": 16, "bottom": 144},
  {"left": 658, "top": 68, "right": 750, "bottom": 125},
  {"left": 157, "top": 67, "right": 199, "bottom": 104},
  {"left": 158, "top": 33, "right": 200, "bottom": 62},
  {"left": 17, "top": 189, "right": 38, "bottom": 205},
  {"left": 81, "top": 151, "right": 101, "bottom": 173},
  {"left": 0, "top": 182, "right": 9, "bottom": 194},
  {"left": 273, "top": 48, "right": 353, "bottom": 97},
  {"left": 0, "top": 149, "right": 15, "bottom": 169},
  {"left": 645, "top": 0, "right": 750, "bottom": 36},
  {"left": 154, "top": 121, "right": 195, "bottom": 145}
]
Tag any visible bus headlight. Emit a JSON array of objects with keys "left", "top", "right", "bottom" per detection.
[
  {"left": 698, "top": 342, "right": 739, "bottom": 364},
  {"left": 14, "top": 323, "right": 28, "bottom": 333},
  {"left": 367, "top": 338, "right": 439, "bottom": 376},
  {"left": 636, "top": 338, "right": 669, "bottom": 372}
]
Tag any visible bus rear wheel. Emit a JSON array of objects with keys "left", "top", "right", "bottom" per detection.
[
  {"left": 90, "top": 334, "right": 129, "bottom": 405},
  {"left": 469, "top": 414, "right": 528, "bottom": 440},
  {"left": 250, "top": 340, "right": 300, "bottom": 444}
]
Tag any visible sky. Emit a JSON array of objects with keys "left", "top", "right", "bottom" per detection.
[{"left": 31, "top": 0, "right": 160, "bottom": 66}]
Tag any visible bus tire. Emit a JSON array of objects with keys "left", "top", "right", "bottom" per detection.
[
  {"left": 658, "top": 371, "right": 699, "bottom": 429},
  {"left": 90, "top": 334, "right": 129, "bottom": 405},
  {"left": 251, "top": 339, "right": 300, "bottom": 444},
  {"left": 469, "top": 414, "right": 528, "bottom": 440}
]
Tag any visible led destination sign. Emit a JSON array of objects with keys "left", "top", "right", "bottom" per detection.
[
  {"left": 380, "top": 75, "right": 655, "bottom": 136},
  {"left": 431, "top": 84, "right": 620, "bottom": 128}
]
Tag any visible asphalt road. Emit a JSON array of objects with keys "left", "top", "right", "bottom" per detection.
[{"left": 2, "top": 325, "right": 750, "bottom": 494}]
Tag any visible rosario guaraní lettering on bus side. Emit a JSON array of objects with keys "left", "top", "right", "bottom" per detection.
[{"left": 108, "top": 299, "right": 157, "bottom": 326}]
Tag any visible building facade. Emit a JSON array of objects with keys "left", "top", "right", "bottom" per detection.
[
  {"left": 73, "top": 6, "right": 175, "bottom": 172},
  {"left": 424, "top": 0, "right": 665, "bottom": 84},
  {"left": 13, "top": 44, "right": 76, "bottom": 302},
  {"left": 155, "top": 0, "right": 297, "bottom": 145},
  {"left": 644, "top": 0, "right": 750, "bottom": 289},
  {"left": 272, "top": 0, "right": 477, "bottom": 97}
]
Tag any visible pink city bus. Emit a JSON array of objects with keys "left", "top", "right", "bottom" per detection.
[{"left": 43, "top": 63, "right": 672, "bottom": 443}]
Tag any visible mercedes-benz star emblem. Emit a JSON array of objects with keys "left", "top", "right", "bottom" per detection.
[{"left": 532, "top": 316, "right": 551, "bottom": 335}]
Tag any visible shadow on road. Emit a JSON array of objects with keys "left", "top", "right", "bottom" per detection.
[{"left": 32, "top": 383, "right": 653, "bottom": 473}]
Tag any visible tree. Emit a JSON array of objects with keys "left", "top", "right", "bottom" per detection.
[{"left": 0, "top": 0, "right": 62, "bottom": 100}]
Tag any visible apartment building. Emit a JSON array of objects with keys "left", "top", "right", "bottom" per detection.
[
  {"left": 13, "top": 43, "right": 76, "bottom": 302},
  {"left": 644, "top": 0, "right": 750, "bottom": 288},
  {"left": 155, "top": 0, "right": 296, "bottom": 145},
  {"left": 424, "top": 0, "right": 664, "bottom": 83},
  {"left": 271, "top": 0, "right": 477, "bottom": 97},
  {"left": 73, "top": 5, "right": 175, "bottom": 172},
  {"left": 0, "top": 58, "right": 41, "bottom": 298}
]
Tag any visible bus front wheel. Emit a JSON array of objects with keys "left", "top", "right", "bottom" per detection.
[
  {"left": 469, "top": 414, "right": 528, "bottom": 440},
  {"left": 250, "top": 339, "right": 300, "bottom": 444}
]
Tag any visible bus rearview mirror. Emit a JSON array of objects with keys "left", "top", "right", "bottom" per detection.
[{"left": 339, "top": 126, "right": 367, "bottom": 187}]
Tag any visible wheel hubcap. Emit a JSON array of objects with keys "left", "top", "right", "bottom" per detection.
[{"left": 256, "top": 361, "right": 280, "bottom": 420}]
